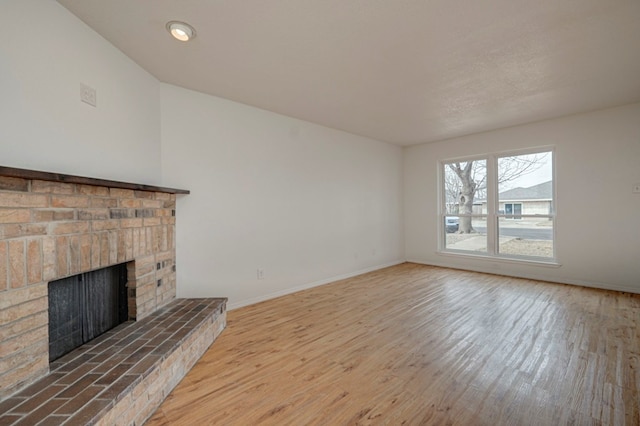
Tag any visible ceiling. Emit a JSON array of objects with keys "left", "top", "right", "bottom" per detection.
[{"left": 57, "top": 0, "right": 640, "bottom": 146}]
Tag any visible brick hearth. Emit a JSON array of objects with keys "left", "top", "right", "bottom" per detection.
[{"left": 0, "top": 298, "right": 226, "bottom": 425}]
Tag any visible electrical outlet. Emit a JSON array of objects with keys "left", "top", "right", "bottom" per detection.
[
  {"left": 80, "top": 83, "right": 97, "bottom": 107},
  {"left": 257, "top": 269, "right": 265, "bottom": 280},
  {"left": 634, "top": 183, "right": 640, "bottom": 194}
]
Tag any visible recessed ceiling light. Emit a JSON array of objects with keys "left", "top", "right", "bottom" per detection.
[{"left": 166, "top": 21, "right": 196, "bottom": 42}]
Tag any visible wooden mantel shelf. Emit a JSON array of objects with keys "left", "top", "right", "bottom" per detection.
[{"left": 0, "top": 166, "right": 189, "bottom": 194}]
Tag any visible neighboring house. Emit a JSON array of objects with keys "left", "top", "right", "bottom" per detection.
[{"left": 479, "top": 181, "right": 553, "bottom": 218}]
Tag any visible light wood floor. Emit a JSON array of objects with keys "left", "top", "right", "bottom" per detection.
[{"left": 146, "top": 263, "right": 640, "bottom": 425}]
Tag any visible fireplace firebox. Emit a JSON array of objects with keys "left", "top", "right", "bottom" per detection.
[{"left": 48, "top": 263, "right": 129, "bottom": 362}]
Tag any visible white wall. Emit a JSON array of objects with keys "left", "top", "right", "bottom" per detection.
[
  {"left": 0, "top": 0, "right": 162, "bottom": 184},
  {"left": 405, "top": 103, "right": 640, "bottom": 293},
  {"left": 161, "top": 84, "right": 404, "bottom": 308}
]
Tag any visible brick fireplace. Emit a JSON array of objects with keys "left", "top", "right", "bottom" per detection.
[
  {"left": 0, "top": 166, "right": 227, "bottom": 422},
  {"left": 0, "top": 171, "right": 183, "bottom": 400}
]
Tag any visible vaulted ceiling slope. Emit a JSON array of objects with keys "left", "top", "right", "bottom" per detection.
[{"left": 57, "top": 0, "right": 640, "bottom": 146}]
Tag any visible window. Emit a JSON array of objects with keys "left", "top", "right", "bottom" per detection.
[
  {"left": 440, "top": 149, "right": 555, "bottom": 262},
  {"left": 503, "top": 203, "right": 522, "bottom": 219}
]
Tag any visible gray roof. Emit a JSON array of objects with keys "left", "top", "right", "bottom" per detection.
[{"left": 498, "top": 180, "right": 552, "bottom": 201}]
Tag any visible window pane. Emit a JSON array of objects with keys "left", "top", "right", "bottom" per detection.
[
  {"left": 498, "top": 217, "right": 554, "bottom": 258},
  {"left": 443, "top": 160, "right": 486, "bottom": 224},
  {"left": 445, "top": 217, "right": 487, "bottom": 252},
  {"left": 498, "top": 152, "right": 553, "bottom": 217}
]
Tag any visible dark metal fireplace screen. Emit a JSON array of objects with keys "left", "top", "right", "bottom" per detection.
[{"left": 48, "top": 263, "right": 128, "bottom": 362}]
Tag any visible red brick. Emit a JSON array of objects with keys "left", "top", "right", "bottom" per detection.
[
  {"left": 119, "top": 198, "right": 142, "bottom": 208},
  {"left": 91, "top": 220, "right": 120, "bottom": 231},
  {"left": 145, "top": 228, "right": 153, "bottom": 255},
  {"left": 123, "top": 229, "right": 133, "bottom": 260},
  {"left": 42, "top": 237, "right": 56, "bottom": 281},
  {"left": 156, "top": 208, "right": 173, "bottom": 218},
  {"left": 91, "top": 234, "right": 101, "bottom": 270},
  {"left": 0, "top": 209, "right": 31, "bottom": 224},
  {"left": 100, "top": 233, "right": 109, "bottom": 267},
  {"left": 155, "top": 251, "right": 173, "bottom": 264},
  {"left": 0, "top": 297, "right": 47, "bottom": 324},
  {"left": 56, "top": 236, "right": 68, "bottom": 277},
  {"left": 50, "top": 195, "right": 89, "bottom": 208},
  {"left": 161, "top": 217, "right": 176, "bottom": 226},
  {"left": 0, "top": 355, "right": 48, "bottom": 400},
  {"left": 138, "top": 300, "right": 158, "bottom": 319},
  {"left": 108, "top": 232, "right": 118, "bottom": 265},
  {"left": 110, "top": 188, "right": 135, "bottom": 199},
  {"left": 80, "top": 234, "right": 91, "bottom": 272},
  {"left": 0, "top": 177, "right": 29, "bottom": 192},
  {"left": 143, "top": 217, "right": 162, "bottom": 227},
  {"left": 26, "top": 240, "right": 42, "bottom": 285},
  {"left": 31, "top": 209, "right": 75, "bottom": 222},
  {"left": 68, "top": 236, "right": 81, "bottom": 275},
  {"left": 8, "top": 240, "right": 25, "bottom": 289},
  {"left": 0, "top": 284, "right": 46, "bottom": 311},
  {"left": 0, "top": 223, "right": 48, "bottom": 239},
  {"left": 0, "top": 326, "right": 47, "bottom": 358},
  {"left": 132, "top": 255, "right": 156, "bottom": 277},
  {"left": 0, "top": 242, "right": 7, "bottom": 292},
  {"left": 0, "top": 193, "right": 49, "bottom": 208},
  {"left": 121, "top": 219, "right": 143, "bottom": 229},
  {"left": 77, "top": 184, "right": 109, "bottom": 196},
  {"left": 151, "top": 226, "right": 166, "bottom": 252},
  {"left": 90, "top": 197, "right": 118, "bottom": 208},
  {"left": 31, "top": 180, "right": 75, "bottom": 194},
  {"left": 117, "top": 230, "right": 127, "bottom": 263},
  {"left": 0, "top": 311, "right": 47, "bottom": 342},
  {"left": 51, "top": 221, "right": 90, "bottom": 235},
  {"left": 154, "top": 192, "right": 172, "bottom": 201},
  {"left": 134, "top": 191, "right": 155, "bottom": 199},
  {"left": 0, "top": 340, "right": 47, "bottom": 377},
  {"left": 132, "top": 229, "right": 141, "bottom": 258},
  {"left": 141, "top": 199, "right": 163, "bottom": 209}
]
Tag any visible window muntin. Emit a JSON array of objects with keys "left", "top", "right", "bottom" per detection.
[{"left": 441, "top": 149, "right": 555, "bottom": 261}]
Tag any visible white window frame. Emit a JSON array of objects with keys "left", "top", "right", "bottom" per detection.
[{"left": 438, "top": 147, "right": 557, "bottom": 264}]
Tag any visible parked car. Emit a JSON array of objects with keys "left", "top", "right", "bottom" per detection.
[{"left": 445, "top": 216, "right": 459, "bottom": 233}]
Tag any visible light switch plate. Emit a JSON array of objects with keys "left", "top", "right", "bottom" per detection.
[{"left": 80, "top": 83, "right": 97, "bottom": 107}]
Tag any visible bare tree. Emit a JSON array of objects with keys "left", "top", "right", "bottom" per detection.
[
  {"left": 446, "top": 153, "right": 548, "bottom": 233},
  {"left": 443, "top": 171, "right": 461, "bottom": 215},
  {"left": 448, "top": 162, "right": 482, "bottom": 233}
]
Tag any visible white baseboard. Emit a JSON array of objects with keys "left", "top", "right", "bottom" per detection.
[
  {"left": 406, "top": 258, "right": 640, "bottom": 295},
  {"left": 227, "top": 260, "right": 405, "bottom": 310}
]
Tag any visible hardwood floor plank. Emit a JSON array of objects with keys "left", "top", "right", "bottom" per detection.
[{"left": 146, "top": 263, "right": 640, "bottom": 425}]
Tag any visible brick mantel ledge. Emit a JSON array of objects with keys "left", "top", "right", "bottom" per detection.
[{"left": 0, "top": 166, "right": 189, "bottom": 195}]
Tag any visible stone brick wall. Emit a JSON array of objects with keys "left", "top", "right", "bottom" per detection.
[{"left": 0, "top": 176, "right": 178, "bottom": 400}]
